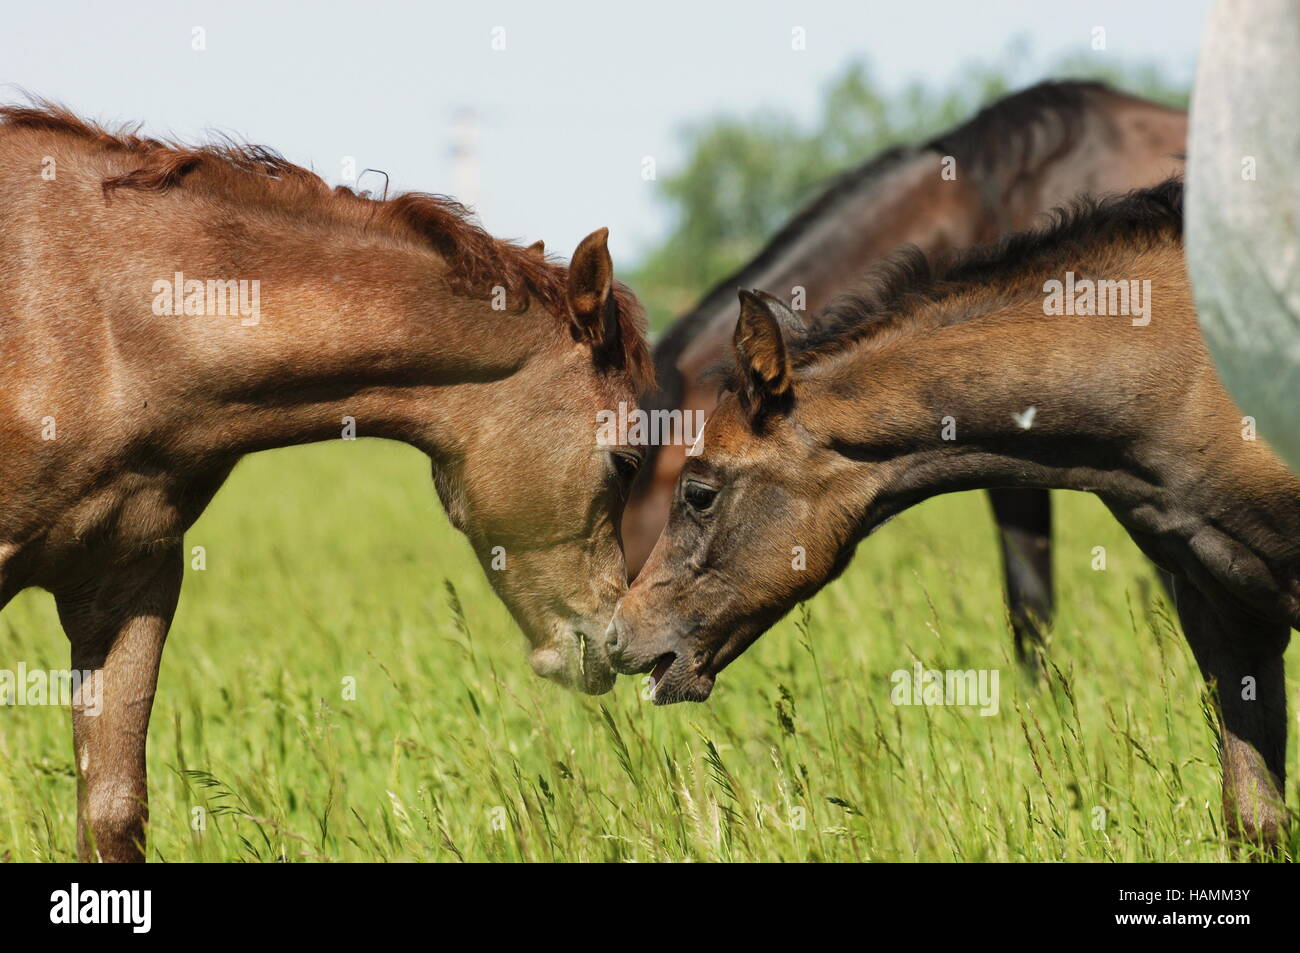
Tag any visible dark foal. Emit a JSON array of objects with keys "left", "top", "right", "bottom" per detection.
[
  {"left": 610, "top": 181, "right": 1299, "bottom": 850},
  {"left": 625, "top": 81, "right": 1187, "bottom": 670}
]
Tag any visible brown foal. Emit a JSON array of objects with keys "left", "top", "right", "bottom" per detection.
[
  {"left": 609, "top": 180, "right": 1299, "bottom": 849},
  {"left": 0, "top": 104, "right": 652, "bottom": 860}
]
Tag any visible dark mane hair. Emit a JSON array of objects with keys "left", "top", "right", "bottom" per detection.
[
  {"left": 0, "top": 101, "right": 653, "bottom": 391},
  {"left": 927, "top": 80, "right": 1112, "bottom": 215},
  {"left": 787, "top": 177, "right": 1184, "bottom": 366}
]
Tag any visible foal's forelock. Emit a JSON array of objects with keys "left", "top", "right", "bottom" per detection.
[{"left": 0, "top": 100, "right": 653, "bottom": 392}]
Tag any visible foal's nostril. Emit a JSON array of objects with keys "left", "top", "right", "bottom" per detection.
[
  {"left": 604, "top": 617, "right": 635, "bottom": 672},
  {"left": 604, "top": 616, "right": 623, "bottom": 652}
]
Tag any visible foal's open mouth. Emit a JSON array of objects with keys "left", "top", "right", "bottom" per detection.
[
  {"left": 649, "top": 652, "right": 675, "bottom": 684},
  {"left": 648, "top": 651, "right": 714, "bottom": 705}
]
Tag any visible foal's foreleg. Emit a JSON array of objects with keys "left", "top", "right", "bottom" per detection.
[
  {"left": 1173, "top": 578, "right": 1290, "bottom": 853},
  {"left": 986, "top": 488, "right": 1053, "bottom": 672},
  {"left": 55, "top": 548, "right": 183, "bottom": 862}
]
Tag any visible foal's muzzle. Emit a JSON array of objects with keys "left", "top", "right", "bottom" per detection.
[{"left": 605, "top": 611, "right": 714, "bottom": 704}]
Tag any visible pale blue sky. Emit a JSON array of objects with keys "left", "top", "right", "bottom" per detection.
[{"left": 2, "top": 0, "right": 1210, "bottom": 265}]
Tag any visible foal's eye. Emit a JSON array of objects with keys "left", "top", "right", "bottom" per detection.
[
  {"left": 683, "top": 480, "right": 719, "bottom": 513},
  {"left": 611, "top": 451, "right": 641, "bottom": 483}
]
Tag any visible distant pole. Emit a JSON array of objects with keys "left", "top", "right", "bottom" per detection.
[{"left": 450, "top": 107, "right": 481, "bottom": 215}]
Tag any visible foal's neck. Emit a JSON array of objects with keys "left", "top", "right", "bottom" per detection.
[
  {"left": 174, "top": 235, "right": 543, "bottom": 461},
  {"left": 820, "top": 244, "right": 1300, "bottom": 615}
]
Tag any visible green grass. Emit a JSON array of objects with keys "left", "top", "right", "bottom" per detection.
[{"left": 1, "top": 439, "right": 1295, "bottom": 861}]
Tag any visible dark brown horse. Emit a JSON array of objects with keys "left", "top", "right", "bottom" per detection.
[
  {"left": 625, "top": 81, "right": 1187, "bottom": 668},
  {"left": 0, "top": 104, "right": 652, "bottom": 860},
  {"left": 609, "top": 180, "right": 1300, "bottom": 850}
]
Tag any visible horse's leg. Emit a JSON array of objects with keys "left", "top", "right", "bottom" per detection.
[
  {"left": 987, "top": 488, "right": 1053, "bottom": 672},
  {"left": 1155, "top": 568, "right": 1178, "bottom": 608},
  {"left": 55, "top": 548, "right": 182, "bottom": 862},
  {"left": 1172, "top": 576, "right": 1289, "bottom": 852}
]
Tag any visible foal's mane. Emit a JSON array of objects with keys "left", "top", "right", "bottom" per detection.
[
  {"left": 0, "top": 101, "right": 652, "bottom": 390},
  {"left": 789, "top": 177, "right": 1185, "bottom": 367}
]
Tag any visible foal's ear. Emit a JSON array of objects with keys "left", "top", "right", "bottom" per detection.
[
  {"left": 734, "top": 289, "right": 793, "bottom": 420},
  {"left": 754, "top": 289, "right": 813, "bottom": 341},
  {"left": 525, "top": 239, "right": 545, "bottom": 258},
  {"left": 567, "top": 227, "right": 613, "bottom": 344}
]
